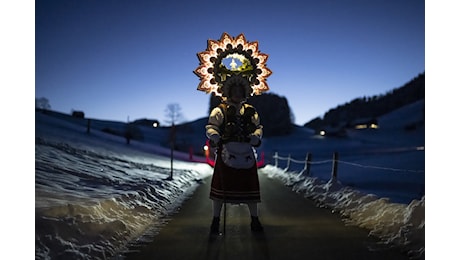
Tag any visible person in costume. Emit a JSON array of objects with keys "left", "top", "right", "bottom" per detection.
[
  {"left": 193, "top": 32, "right": 272, "bottom": 234},
  {"left": 205, "top": 75, "right": 264, "bottom": 233}
]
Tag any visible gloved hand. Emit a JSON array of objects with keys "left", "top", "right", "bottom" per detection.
[
  {"left": 209, "top": 134, "right": 221, "bottom": 147},
  {"left": 249, "top": 134, "right": 261, "bottom": 147}
]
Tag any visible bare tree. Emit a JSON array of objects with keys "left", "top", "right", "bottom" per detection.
[
  {"left": 164, "top": 103, "right": 184, "bottom": 180},
  {"left": 164, "top": 103, "right": 184, "bottom": 126},
  {"left": 35, "top": 97, "right": 51, "bottom": 110}
]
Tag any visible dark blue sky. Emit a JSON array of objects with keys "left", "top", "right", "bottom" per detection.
[{"left": 35, "top": 0, "right": 424, "bottom": 125}]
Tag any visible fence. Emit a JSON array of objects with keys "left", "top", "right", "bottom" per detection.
[{"left": 272, "top": 151, "right": 424, "bottom": 181}]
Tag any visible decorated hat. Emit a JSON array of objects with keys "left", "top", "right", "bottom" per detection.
[{"left": 194, "top": 32, "right": 272, "bottom": 98}]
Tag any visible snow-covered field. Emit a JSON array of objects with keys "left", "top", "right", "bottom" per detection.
[{"left": 34, "top": 99, "right": 424, "bottom": 259}]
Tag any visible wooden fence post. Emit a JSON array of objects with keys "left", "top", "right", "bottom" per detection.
[
  {"left": 274, "top": 152, "right": 278, "bottom": 168},
  {"left": 86, "top": 119, "right": 91, "bottom": 134},
  {"left": 284, "top": 154, "right": 291, "bottom": 171},
  {"left": 331, "top": 152, "right": 338, "bottom": 181},
  {"left": 305, "top": 153, "right": 312, "bottom": 176}
]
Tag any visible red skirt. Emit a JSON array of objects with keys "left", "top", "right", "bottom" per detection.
[{"left": 209, "top": 148, "right": 261, "bottom": 203}]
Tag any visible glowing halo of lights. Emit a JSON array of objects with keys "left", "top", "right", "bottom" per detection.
[{"left": 194, "top": 32, "right": 272, "bottom": 97}]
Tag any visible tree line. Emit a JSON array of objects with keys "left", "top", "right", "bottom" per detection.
[{"left": 304, "top": 72, "right": 425, "bottom": 131}]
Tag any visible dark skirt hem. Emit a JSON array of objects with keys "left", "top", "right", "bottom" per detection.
[{"left": 209, "top": 148, "right": 261, "bottom": 203}]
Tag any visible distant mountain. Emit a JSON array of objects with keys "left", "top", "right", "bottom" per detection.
[
  {"left": 304, "top": 73, "right": 425, "bottom": 133},
  {"left": 36, "top": 72, "right": 424, "bottom": 153},
  {"left": 36, "top": 95, "right": 424, "bottom": 162}
]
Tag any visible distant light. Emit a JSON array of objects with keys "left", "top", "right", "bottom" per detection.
[
  {"left": 416, "top": 146, "right": 424, "bottom": 151},
  {"left": 320, "top": 130, "right": 326, "bottom": 136},
  {"left": 152, "top": 122, "right": 159, "bottom": 128},
  {"left": 203, "top": 145, "right": 209, "bottom": 151},
  {"left": 354, "top": 123, "right": 379, "bottom": 129}
]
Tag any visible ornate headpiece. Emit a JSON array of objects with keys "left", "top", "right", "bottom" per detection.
[{"left": 194, "top": 32, "right": 272, "bottom": 98}]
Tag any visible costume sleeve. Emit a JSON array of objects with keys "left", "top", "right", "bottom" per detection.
[{"left": 205, "top": 107, "right": 224, "bottom": 139}]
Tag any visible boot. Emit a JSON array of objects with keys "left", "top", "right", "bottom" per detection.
[
  {"left": 210, "top": 217, "right": 220, "bottom": 234},
  {"left": 251, "top": 216, "right": 264, "bottom": 232}
]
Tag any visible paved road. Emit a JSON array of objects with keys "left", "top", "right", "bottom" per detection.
[{"left": 120, "top": 169, "right": 409, "bottom": 260}]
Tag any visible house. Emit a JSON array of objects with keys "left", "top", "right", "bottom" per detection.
[
  {"left": 132, "top": 118, "right": 160, "bottom": 128},
  {"left": 71, "top": 110, "right": 85, "bottom": 118},
  {"left": 348, "top": 117, "right": 378, "bottom": 129}
]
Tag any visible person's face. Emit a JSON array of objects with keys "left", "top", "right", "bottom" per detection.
[{"left": 230, "top": 85, "right": 245, "bottom": 103}]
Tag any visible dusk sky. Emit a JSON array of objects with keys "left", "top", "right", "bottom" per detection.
[{"left": 34, "top": 0, "right": 425, "bottom": 125}]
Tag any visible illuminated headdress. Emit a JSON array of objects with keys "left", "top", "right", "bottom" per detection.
[{"left": 194, "top": 32, "right": 272, "bottom": 98}]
